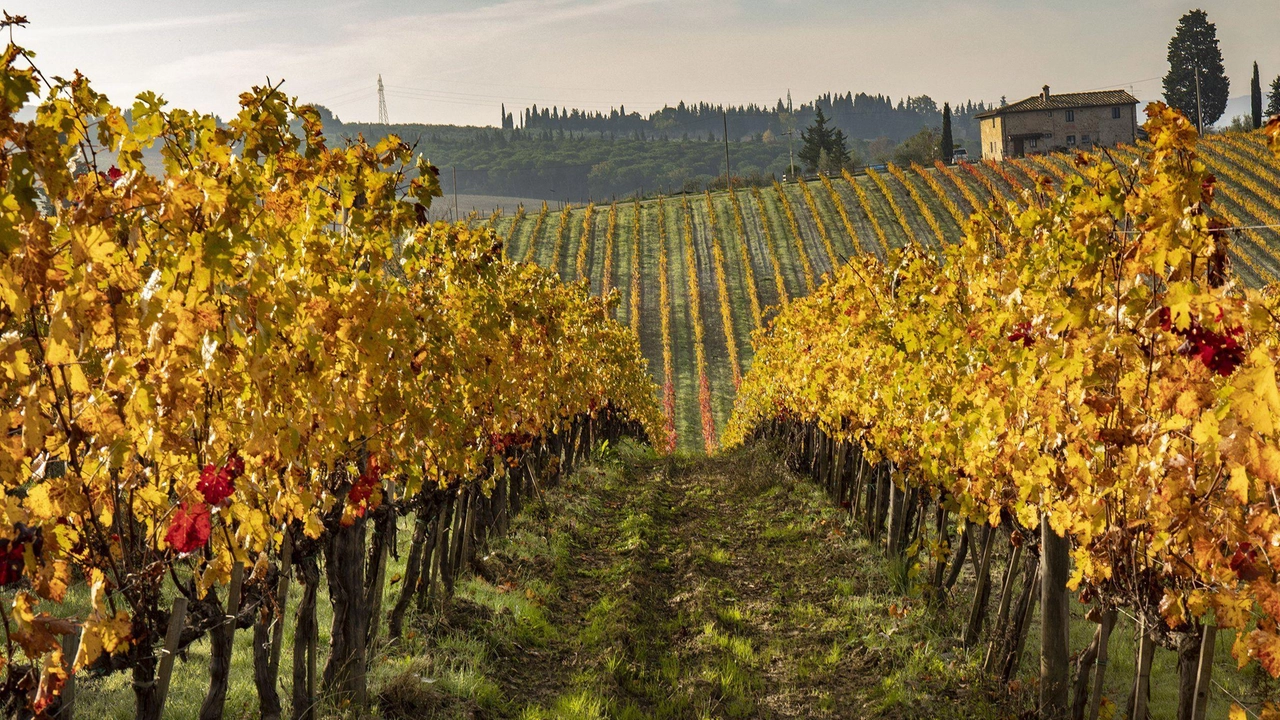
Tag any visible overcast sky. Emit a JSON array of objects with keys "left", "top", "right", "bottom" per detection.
[{"left": 10, "top": 1, "right": 1280, "bottom": 127}]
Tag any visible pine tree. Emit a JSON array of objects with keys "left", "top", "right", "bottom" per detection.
[
  {"left": 1162, "top": 9, "right": 1230, "bottom": 128},
  {"left": 828, "top": 128, "right": 851, "bottom": 169},
  {"left": 941, "top": 103, "right": 954, "bottom": 164},
  {"left": 1252, "top": 63, "right": 1263, "bottom": 129},
  {"left": 799, "top": 106, "right": 832, "bottom": 172},
  {"left": 1270, "top": 76, "right": 1280, "bottom": 117}
]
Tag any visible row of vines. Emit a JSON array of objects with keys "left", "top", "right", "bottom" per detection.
[
  {"left": 726, "top": 107, "right": 1280, "bottom": 719},
  {"left": 0, "top": 37, "right": 662, "bottom": 719}
]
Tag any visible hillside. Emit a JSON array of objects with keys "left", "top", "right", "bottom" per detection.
[{"left": 491, "top": 131, "right": 1280, "bottom": 452}]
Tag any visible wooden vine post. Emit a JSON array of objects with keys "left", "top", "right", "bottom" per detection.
[
  {"left": 1190, "top": 623, "right": 1217, "bottom": 720},
  {"left": 1086, "top": 611, "right": 1117, "bottom": 720},
  {"left": 154, "top": 596, "right": 189, "bottom": 720},
  {"left": 1040, "top": 516, "right": 1071, "bottom": 720}
]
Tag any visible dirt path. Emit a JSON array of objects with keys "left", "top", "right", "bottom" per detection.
[{"left": 376, "top": 444, "right": 1012, "bottom": 720}]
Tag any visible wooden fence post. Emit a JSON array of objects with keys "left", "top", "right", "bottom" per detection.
[{"left": 154, "top": 595, "right": 188, "bottom": 719}]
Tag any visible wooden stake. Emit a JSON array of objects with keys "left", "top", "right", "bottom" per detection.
[
  {"left": 58, "top": 631, "right": 78, "bottom": 719},
  {"left": 963, "top": 525, "right": 996, "bottom": 648},
  {"left": 269, "top": 532, "right": 294, "bottom": 679},
  {"left": 1190, "top": 623, "right": 1217, "bottom": 720},
  {"left": 1129, "top": 620, "right": 1156, "bottom": 720},
  {"left": 983, "top": 539, "right": 1023, "bottom": 672},
  {"left": 1041, "top": 517, "right": 1072, "bottom": 720},
  {"left": 154, "top": 595, "right": 188, "bottom": 719},
  {"left": 1086, "top": 611, "right": 1117, "bottom": 720}
]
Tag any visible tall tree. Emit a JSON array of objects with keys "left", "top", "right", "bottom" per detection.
[
  {"left": 798, "top": 106, "right": 832, "bottom": 172},
  {"left": 1252, "top": 62, "right": 1263, "bottom": 129},
  {"left": 828, "top": 128, "right": 851, "bottom": 169},
  {"left": 940, "top": 103, "right": 954, "bottom": 163},
  {"left": 1162, "top": 9, "right": 1230, "bottom": 128},
  {"left": 1269, "top": 75, "right": 1280, "bottom": 117}
]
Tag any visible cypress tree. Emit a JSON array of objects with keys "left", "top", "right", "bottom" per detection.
[
  {"left": 1252, "top": 63, "right": 1263, "bottom": 129},
  {"left": 1269, "top": 75, "right": 1280, "bottom": 117},
  {"left": 940, "top": 103, "right": 954, "bottom": 164},
  {"left": 1162, "top": 9, "right": 1230, "bottom": 128}
]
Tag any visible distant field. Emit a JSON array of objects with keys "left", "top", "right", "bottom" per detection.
[{"left": 490, "top": 131, "right": 1280, "bottom": 453}]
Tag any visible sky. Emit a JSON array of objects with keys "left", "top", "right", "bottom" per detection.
[{"left": 10, "top": 0, "right": 1280, "bottom": 127}]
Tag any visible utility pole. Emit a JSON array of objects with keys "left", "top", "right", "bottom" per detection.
[
  {"left": 784, "top": 129, "right": 797, "bottom": 181},
  {"left": 1194, "top": 64, "right": 1204, "bottom": 133},
  {"left": 377, "top": 74, "right": 390, "bottom": 125},
  {"left": 785, "top": 88, "right": 797, "bottom": 181},
  {"left": 722, "top": 110, "right": 732, "bottom": 193}
]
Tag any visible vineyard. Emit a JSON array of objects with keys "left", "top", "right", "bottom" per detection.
[
  {"left": 7, "top": 16, "right": 1280, "bottom": 716},
  {"left": 495, "top": 124, "right": 1280, "bottom": 453}
]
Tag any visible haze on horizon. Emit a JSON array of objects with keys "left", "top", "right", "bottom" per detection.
[{"left": 11, "top": 0, "right": 1280, "bottom": 127}]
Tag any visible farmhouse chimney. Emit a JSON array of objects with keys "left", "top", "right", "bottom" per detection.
[{"left": 1042, "top": 85, "right": 1051, "bottom": 101}]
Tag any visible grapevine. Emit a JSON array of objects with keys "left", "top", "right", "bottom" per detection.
[
  {"left": 887, "top": 164, "right": 947, "bottom": 248},
  {"left": 504, "top": 204, "right": 527, "bottom": 257},
  {"left": 750, "top": 186, "right": 792, "bottom": 304},
  {"left": 522, "top": 201, "right": 550, "bottom": 263},
  {"left": 656, "top": 198, "right": 678, "bottom": 451},
  {"left": 796, "top": 179, "right": 840, "bottom": 275},
  {"left": 602, "top": 202, "right": 618, "bottom": 295},
  {"left": 704, "top": 192, "right": 743, "bottom": 388},
  {"left": 727, "top": 189, "right": 765, "bottom": 328},
  {"left": 682, "top": 197, "right": 718, "bottom": 452},
  {"left": 576, "top": 202, "right": 595, "bottom": 283},
  {"left": 819, "top": 174, "right": 867, "bottom": 256},
  {"left": 630, "top": 200, "right": 643, "bottom": 335},
  {"left": 772, "top": 182, "right": 817, "bottom": 293},
  {"left": 934, "top": 159, "right": 986, "bottom": 215},
  {"left": 866, "top": 167, "right": 920, "bottom": 248},
  {"left": 842, "top": 169, "right": 893, "bottom": 255},
  {"left": 911, "top": 162, "right": 967, "bottom": 227}
]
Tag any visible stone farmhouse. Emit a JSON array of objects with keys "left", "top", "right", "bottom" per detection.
[{"left": 976, "top": 87, "right": 1140, "bottom": 160}]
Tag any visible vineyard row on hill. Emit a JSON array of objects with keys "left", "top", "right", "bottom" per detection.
[{"left": 496, "top": 130, "right": 1280, "bottom": 451}]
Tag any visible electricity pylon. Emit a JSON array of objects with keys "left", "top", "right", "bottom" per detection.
[{"left": 377, "top": 74, "right": 390, "bottom": 124}]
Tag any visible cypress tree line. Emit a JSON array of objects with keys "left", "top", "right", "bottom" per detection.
[
  {"left": 1162, "top": 9, "right": 1230, "bottom": 128},
  {"left": 1252, "top": 62, "right": 1263, "bottom": 129},
  {"left": 941, "top": 103, "right": 954, "bottom": 164}
]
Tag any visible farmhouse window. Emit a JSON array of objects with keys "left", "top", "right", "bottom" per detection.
[
  {"left": 1067, "top": 135, "right": 1076, "bottom": 146},
  {"left": 1112, "top": 107, "right": 1122, "bottom": 119},
  {"left": 1066, "top": 110, "right": 1075, "bottom": 122},
  {"left": 1082, "top": 134, "right": 1092, "bottom": 144}
]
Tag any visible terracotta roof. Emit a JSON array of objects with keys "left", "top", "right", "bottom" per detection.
[{"left": 975, "top": 89, "right": 1139, "bottom": 119}]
